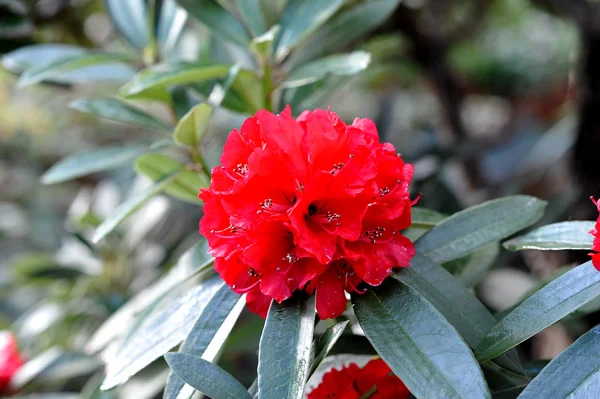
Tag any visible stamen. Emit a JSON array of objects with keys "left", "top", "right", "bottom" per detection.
[
  {"left": 233, "top": 163, "right": 248, "bottom": 176},
  {"left": 330, "top": 162, "right": 345, "bottom": 175}
]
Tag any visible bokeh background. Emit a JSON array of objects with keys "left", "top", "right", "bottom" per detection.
[{"left": 0, "top": 0, "right": 598, "bottom": 396}]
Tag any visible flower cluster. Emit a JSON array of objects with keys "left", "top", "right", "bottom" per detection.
[
  {"left": 200, "top": 106, "right": 416, "bottom": 319},
  {"left": 0, "top": 332, "right": 24, "bottom": 394},
  {"left": 589, "top": 197, "right": 600, "bottom": 271},
  {"left": 308, "top": 358, "right": 410, "bottom": 399}
]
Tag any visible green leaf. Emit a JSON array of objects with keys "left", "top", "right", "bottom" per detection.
[
  {"left": 17, "top": 52, "right": 132, "bottom": 87},
  {"left": 134, "top": 153, "right": 208, "bottom": 204},
  {"left": 503, "top": 221, "right": 595, "bottom": 251},
  {"left": 165, "top": 353, "right": 252, "bottom": 399},
  {"left": 411, "top": 207, "right": 447, "bottom": 228},
  {"left": 353, "top": 279, "right": 490, "bottom": 399},
  {"left": 101, "top": 277, "right": 223, "bottom": 390},
  {"left": 394, "top": 253, "right": 523, "bottom": 374},
  {"left": 290, "top": 0, "right": 402, "bottom": 66},
  {"left": 275, "top": 0, "right": 345, "bottom": 61},
  {"left": 231, "top": 69, "right": 265, "bottom": 113},
  {"left": 119, "top": 63, "right": 231, "bottom": 99},
  {"left": 236, "top": 0, "right": 267, "bottom": 37},
  {"left": 176, "top": 0, "right": 250, "bottom": 47},
  {"left": 453, "top": 242, "right": 500, "bottom": 288},
  {"left": 283, "top": 74, "right": 347, "bottom": 111},
  {"left": 173, "top": 103, "right": 213, "bottom": 149},
  {"left": 258, "top": 295, "right": 315, "bottom": 399},
  {"left": 157, "top": 0, "right": 188, "bottom": 57},
  {"left": 104, "top": 0, "right": 148, "bottom": 49},
  {"left": 70, "top": 97, "right": 171, "bottom": 132},
  {"left": 92, "top": 170, "right": 181, "bottom": 243},
  {"left": 518, "top": 324, "right": 600, "bottom": 398},
  {"left": 308, "top": 321, "right": 348, "bottom": 379},
  {"left": 282, "top": 51, "right": 371, "bottom": 88},
  {"left": 2, "top": 44, "right": 136, "bottom": 83},
  {"left": 475, "top": 261, "right": 600, "bottom": 362},
  {"left": 163, "top": 284, "right": 243, "bottom": 399},
  {"left": 86, "top": 242, "right": 213, "bottom": 353},
  {"left": 41, "top": 145, "right": 145, "bottom": 185},
  {"left": 250, "top": 25, "right": 279, "bottom": 59},
  {"left": 416, "top": 196, "right": 547, "bottom": 264},
  {"left": 12, "top": 254, "right": 89, "bottom": 283}
]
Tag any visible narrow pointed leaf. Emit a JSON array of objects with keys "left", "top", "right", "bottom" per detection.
[
  {"left": 475, "top": 261, "right": 600, "bottom": 361},
  {"left": 394, "top": 253, "right": 523, "bottom": 374},
  {"left": 410, "top": 207, "right": 447, "bottom": 228},
  {"left": 163, "top": 285, "right": 243, "bottom": 399},
  {"left": 416, "top": 196, "right": 547, "bottom": 264},
  {"left": 290, "top": 0, "right": 402, "bottom": 66},
  {"left": 42, "top": 145, "right": 145, "bottom": 184},
  {"left": 353, "top": 279, "right": 490, "bottom": 399},
  {"left": 18, "top": 53, "right": 132, "bottom": 87},
  {"left": 258, "top": 295, "right": 315, "bottom": 399},
  {"left": 87, "top": 242, "right": 212, "bottom": 353},
  {"left": 454, "top": 242, "right": 500, "bottom": 288},
  {"left": 101, "top": 277, "right": 223, "bottom": 390},
  {"left": 275, "top": 0, "right": 345, "bottom": 61},
  {"left": 93, "top": 170, "right": 181, "bottom": 243},
  {"left": 308, "top": 321, "right": 348, "bottom": 379},
  {"left": 157, "top": 0, "right": 188, "bottom": 57},
  {"left": 134, "top": 153, "right": 208, "bottom": 204},
  {"left": 503, "top": 221, "right": 595, "bottom": 251},
  {"left": 120, "top": 63, "right": 231, "bottom": 99},
  {"left": 165, "top": 353, "right": 252, "bottom": 399},
  {"left": 176, "top": 0, "right": 250, "bottom": 47},
  {"left": 104, "top": 0, "right": 148, "bottom": 48},
  {"left": 518, "top": 324, "right": 600, "bottom": 398},
  {"left": 70, "top": 97, "right": 171, "bottom": 132},
  {"left": 282, "top": 51, "right": 371, "bottom": 88},
  {"left": 236, "top": 0, "right": 266, "bottom": 37}
]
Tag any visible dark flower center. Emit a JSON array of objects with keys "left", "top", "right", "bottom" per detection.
[{"left": 308, "top": 203, "right": 318, "bottom": 216}]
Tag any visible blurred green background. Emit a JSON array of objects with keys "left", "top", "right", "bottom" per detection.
[{"left": 1, "top": 0, "right": 599, "bottom": 397}]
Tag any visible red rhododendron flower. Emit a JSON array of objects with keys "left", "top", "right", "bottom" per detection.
[
  {"left": 589, "top": 197, "right": 600, "bottom": 271},
  {"left": 307, "top": 358, "right": 410, "bottom": 399},
  {"left": 200, "top": 106, "right": 416, "bottom": 319},
  {"left": 0, "top": 332, "right": 24, "bottom": 394}
]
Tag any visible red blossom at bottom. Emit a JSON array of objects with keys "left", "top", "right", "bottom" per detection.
[
  {"left": 307, "top": 358, "right": 410, "bottom": 399},
  {"left": 200, "top": 106, "right": 416, "bottom": 319},
  {"left": 589, "top": 197, "right": 600, "bottom": 271},
  {"left": 0, "top": 332, "right": 24, "bottom": 394}
]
